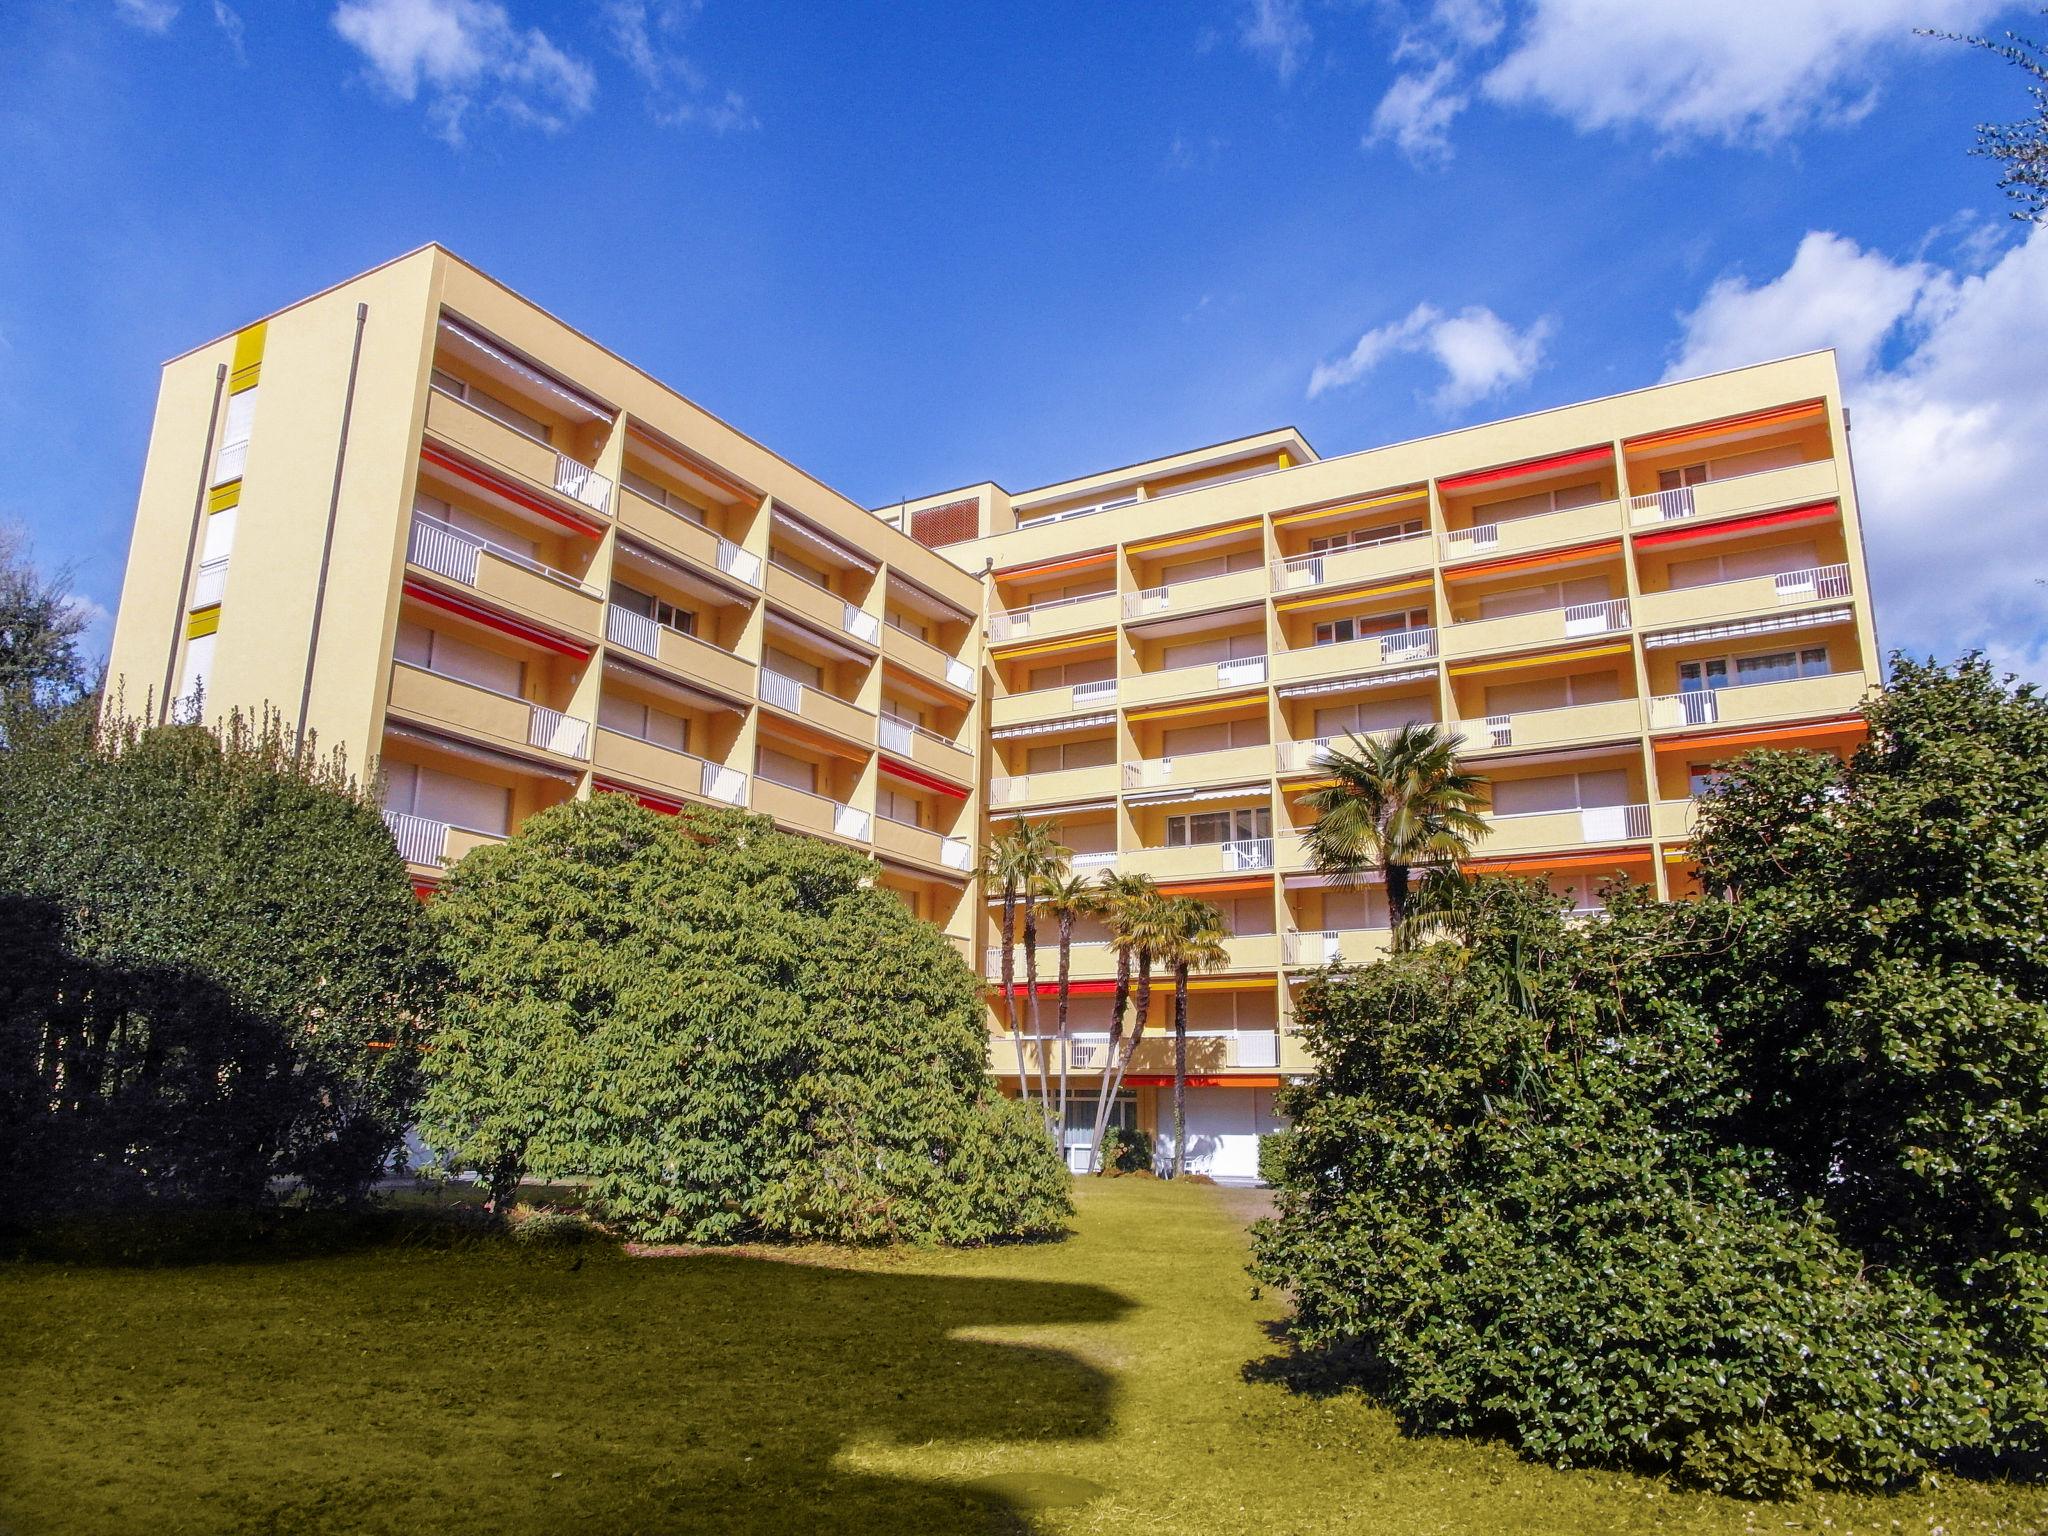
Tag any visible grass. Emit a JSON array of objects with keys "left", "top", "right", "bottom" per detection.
[{"left": 3, "top": 1179, "right": 2044, "bottom": 1535}]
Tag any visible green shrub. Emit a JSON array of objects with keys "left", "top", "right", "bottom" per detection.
[
  {"left": 421, "top": 795, "right": 1071, "bottom": 1246},
  {"left": 1255, "top": 1129, "right": 1293, "bottom": 1186},
  {"left": 1253, "top": 880, "right": 1993, "bottom": 1496},
  {"left": 1099, "top": 1126, "right": 1154, "bottom": 1175}
]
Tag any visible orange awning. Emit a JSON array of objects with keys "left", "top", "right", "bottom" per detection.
[
  {"left": 1155, "top": 875, "right": 1275, "bottom": 897},
  {"left": 994, "top": 547, "right": 1116, "bottom": 584},
  {"left": 1464, "top": 849, "right": 1653, "bottom": 874},
  {"left": 1123, "top": 1074, "right": 1281, "bottom": 1088},
  {"left": 1125, "top": 692, "right": 1269, "bottom": 723},
  {"left": 1126, "top": 518, "right": 1262, "bottom": 556},
  {"left": 1275, "top": 576, "right": 1432, "bottom": 614},
  {"left": 1442, "top": 538, "right": 1622, "bottom": 583},
  {"left": 1625, "top": 400, "right": 1825, "bottom": 453},
  {"left": 1440, "top": 444, "right": 1613, "bottom": 495},
  {"left": 1652, "top": 716, "right": 1866, "bottom": 754},
  {"left": 1447, "top": 641, "right": 1633, "bottom": 679},
  {"left": 1273, "top": 486, "right": 1427, "bottom": 528},
  {"left": 990, "top": 629, "right": 1116, "bottom": 661}
]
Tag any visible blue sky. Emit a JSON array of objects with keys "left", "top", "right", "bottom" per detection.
[{"left": 4, "top": 0, "right": 2046, "bottom": 676}]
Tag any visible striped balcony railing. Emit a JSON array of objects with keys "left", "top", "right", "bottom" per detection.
[
  {"left": 529, "top": 706, "right": 590, "bottom": 759},
  {"left": 716, "top": 538, "right": 762, "bottom": 587},
  {"left": 383, "top": 809, "right": 449, "bottom": 867},
  {"left": 553, "top": 455, "right": 613, "bottom": 513},
  {"left": 192, "top": 556, "right": 228, "bottom": 610}
]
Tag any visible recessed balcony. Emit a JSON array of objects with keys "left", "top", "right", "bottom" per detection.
[
  {"left": 1122, "top": 743, "right": 1273, "bottom": 791},
  {"left": 1282, "top": 927, "right": 1392, "bottom": 966},
  {"left": 1270, "top": 531, "right": 1431, "bottom": 594},
  {"left": 988, "top": 761, "right": 1122, "bottom": 807},
  {"left": 407, "top": 515, "right": 603, "bottom": 638},
  {"left": 1464, "top": 696, "right": 1643, "bottom": 753},
  {"left": 989, "top": 677, "right": 1118, "bottom": 730},
  {"left": 1119, "top": 653, "right": 1269, "bottom": 709},
  {"left": 602, "top": 603, "right": 756, "bottom": 698},
  {"left": 424, "top": 386, "right": 611, "bottom": 518},
  {"left": 1440, "top": 498, "right": 1622, "bottom": 564},
  {"left": 1628, "top": 459, "right": 1840, "bottom": 528},
  {"left": 590, "top": 728, "right": 749, "bottom": 808},
  {"left": 872, "top": 815, "right": 973, "bottom": 874},
  {"left": 387, "top": 662, "right": 591, "bottom": 761},
  {"left": 615, "top": 490, "right": 760, "bottom": 588},
  {"left": 1120, "top": 838, "right": 1275, "bottom": 881},
  {"left": 1635, "top": 564, "right": 1851, "bottom": 631},
  {"left": 765, "top": 561, "right": 880, "bottom": 649},
  {"left": 880, "top": 621, "right": 976, "bottom": 695},
  {"left": 1440, "top": 599, "right": 1629, "bottom": 660},
  {"left": 1480, "top": 802, "right": 1652, "bottom": 854},
  {"left": 383, "top": 809, "right": 506, "bottom": 871},
  {"left": 757, "top": 668, "right": 876, "bottom": 747},
  {"left": 986, "top": 590, "right": 1120, "bottom": 642},
  {"left": 1124, "top": 564, "right": 1267, "bottom": 623},
  {"left": 1270, "top": 628, "right": 1437, "bottom": 686},
  {"left": 751, "top": 777, "right": 871, "bottom": 844},
  {"left": 878, "top": 714, "right": 975, "bottom": 783},
  {"left": 1646, "top": 670, "right": 1868, "bottom": 731}
]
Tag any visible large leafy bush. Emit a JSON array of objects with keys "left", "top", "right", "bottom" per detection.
[
  {"left": 0, "top": 705, "right": 435, "bottom": 1214},
  {"left": 420, "top": 794, "right": 1070, "bottom": 1245}
]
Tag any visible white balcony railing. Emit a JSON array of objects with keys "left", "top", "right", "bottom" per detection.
[
  {"left": 1774, "top": 563, "right": 1852, "bottom": 601},
  {"left": 1631, "top": 485, "right": 1695, "bottom": 522},
  {"left": 759, "top": 669, "right": 805, "bottom": 712},
  {"left": 604, "top": 603, "right": 663, "bottom": 657},
  {"left": 880, "top": 716, "right": 965, "bottom": 758},
  {"left": 1283, "top": 928, "right": 1393, "bottom": 965},
  {"left": 212, "top": 438, "right": 249, "bottom": 487},
  {"left": 945, "top": 657, "right": 976, "bottom": 691},
  {"left": 192, "top": 557, "right": 228, "bottom": 610},
  {"left": 383, "top": 809, "right": 449, "bottom": 867},
  {"left": 986, "top": 938, "right": 1113, "bottom": 977},
  {"left": 701, "top": 762, "right": 748, "bottom": 805},
  {"left": 1216, "top": 654, "right": 1268, "bottom": 688},
  {"left": 1440, "top": 522, "right": 1503, "bottom": 556},
  {"left": 988, "top": 590, "right": 1113, "bottom": 640},
  {"left": 1223, "top": 837, "right": 1274, "bottom": 871},
  {"left": 1072, "top": 850, "right": 1117, "bottom": 870},
  {"left": 832, "top": 802, "right": 870, "bottom": 840},
  {"left": 553, "top": 455, "right": 612, "bottom": 512},
  {"left": 941, "top": 836, "right": 973, "bottom": 871},
  {"left": 1649, "top": 690, "right": 1721, "bottom": 728},
  {"left": 1071, "top": 677, "right": 1116, "bottom": 705},
  {"left": 529, "top": 706, "right": 590, "bottom": 759},
  {"left": 1381, "top": 627, "right": 1439, "bottom": 660},
  {"left": 410, "top": 514, "right": 595, "bottom": 595},
  {"left": 1563, "top": 598, "right": 1630, "bottom": 636},
  {"left": 1582, "top": 803, "right": 1652, "bottom": 841},
  {"left": 842, "top": 603, "right": 881, "bottom": 644},
  {"left": 716, "top": 538, "right": 762, "bottom": 587}
]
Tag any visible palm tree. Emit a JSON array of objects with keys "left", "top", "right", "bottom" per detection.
[
  {"left": 1091, "top": 890, "right": 1178, "bottom": 1175},
  {"left": 1037, "top": 870, "right": 1102, "bottom": 1170},
  {"left": 980, "top": 832, "right": 1033, "bottom": 1106},
  {"left": 1300, "top": 721, "right": 1490, "bottom": 947},
  {"left": 1085, "top": 871, "right": 1160, "bottom": 1172},
  {"left": 1008, "top": 818, "right": 1071, "bottom": 1137},
  {"left": 1156, "top": 897, "right": 1230, "bottom": 1179}
]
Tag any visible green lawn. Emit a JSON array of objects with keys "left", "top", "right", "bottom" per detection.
[{"left": 3, "top": 1179, "right": 2042, "bottom": 1535}]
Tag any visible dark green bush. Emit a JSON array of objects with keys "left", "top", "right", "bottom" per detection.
[
  {"left": 421, "top": 795, "right": 1071, "bottom": 1246},
  {"left": 1255, "top": 1129, "right": 1293, "bottom": 1186},
  {"left": 1098, "top": 1126, "right": 1154, "bottom": 1175}
]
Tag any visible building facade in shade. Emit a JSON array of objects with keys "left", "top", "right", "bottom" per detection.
[{"left": 106, "top": 246, "right": 1883, "bottom": 1178}]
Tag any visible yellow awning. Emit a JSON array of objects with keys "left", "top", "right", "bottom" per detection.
[
  {"left": 1125, "top": 692, "right": 1268, "bottom": 723},
  {"left": 1126, "top": 517, "right": 1263, "bottom": 556},
  {"left": 1446, "top": 641, "right": 1632, "bottom": 679},
  {"left": 1272, "top": 487, "right": 1427, "bottom": 528},
  {"left": 1186, "top": 975, "right": 1279, "bottom": 992},
  {"left": 990, "top": 629, "right": 1116, "bottom": 661},
  {"left": 1275, "top": 576, "right": 1432, "bottom": 615}
]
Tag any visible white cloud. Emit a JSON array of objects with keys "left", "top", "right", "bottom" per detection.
[
  {"left": 114, "top": 0, "right": 180, "bottom": 32},
  {"left": 211, "top": 1, "right": 245, "bottom": 62},
  {"left": 603, "top": 0, "right": 755, "bottom": 132},
  {"left": 1310, "top": 301, "right": 1553, "bottom": 408},
  {"left": 1367, "top": 60, "right": 1467, "bottom": 162},
  {"left": 1665, "top": 225, "right": 2048, "bottom": 679},
  {"left": 1241, "top": 0, "right": 1311, "bottom": 83},
  {"left": 1479, "top": 0, "right": 1999, "bottom": 143},
  {"left": 331, "top": 0, "right": 596, "bottom": 145}
]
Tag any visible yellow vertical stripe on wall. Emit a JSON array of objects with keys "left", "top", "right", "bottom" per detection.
[
  {"left": 206, "top": 483, "right": 242, "bottom": 514},
  {"left": 228, "top": 321, "right": 267, "bottom": 393},
  {"left": 185, "top": 607, "right": 221, "bottom": 639}
]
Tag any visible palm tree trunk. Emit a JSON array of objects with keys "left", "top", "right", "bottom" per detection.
[
  {"left": 1087, "top": 946, "right": 1133, "bottom": 1173},
  {"left": 1056, "top": 912, "right": 1074, "bottom": 1173},
  {"left": 1098, "top": 953, "right": 1154, "bottom": 1172},
  {"left": 1022, "top": 894, "right": 1053, "bottom": 1138},
  {"left": 1172, "top": 960, "right": 1190, "bottom": 1179},
  {"left": 1000, "top": 882, "right": 1028, "bottom": 1103},
  {"left": 1386, "top": 862, "right": 1411, "bottom": 952}
]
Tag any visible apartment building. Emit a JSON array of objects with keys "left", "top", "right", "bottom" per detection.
[{"left": 106, "top": 247, "right": 1881, "bottom": 1180}]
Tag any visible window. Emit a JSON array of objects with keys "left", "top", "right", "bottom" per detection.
[
  {"left": 877, "top": 787, "right": 925, "bottom": 827},
  {"left": 771, "top": 548, "right": 832, "bottom": 589},
  {"left": 1679, "top": 646, "right": 1828, "bottom": 692},
  {"left": 1688, "top": 766, "right": 1729, "bottom": 797},
  {"left": 598, "top": 693, "right": 689, "bottom": 752},
  {"left": 881, "top": 698, "right": 925, "bottom": 728},
  {"left": 1220, "top": 895, "right": 1274, "bottom": 936},
  {"left": 1164, "top": 805, "right": 1270, "bottom": 847},
  {"left": 1307, "top": 517, "right": 1424, "bottom": 554},
  {"left": 1313, "top": 698, "right": 1430, "bottom": 737},
  {"left": 431, "top": 368, "right": 552, "bottom": 443},
  {"left": 1491, "top": 769, "right": 1630, "bottom": 816},
  {"left": 1665, "top": 539, "right": 1818, "bottom": 590},
  {"left": 1483, "top": 669, "right": 1622, "bottom": 715},
  {"left": 394, "top": 618, "right": 526, "bottom": 696},
  {"left": 1471, "top": 481, "right": 1603, "bottom": 526},
  {"left": 212, "top": 387, "right": 257, "bottom": 486},
  {"left": 1476, "top": 575, "right": 1609, "bottom": 620},
  {"left": 1160, "top": 717, "right": 1267, "bottom": 755},
  {"left": 178, "top": 632, "right": 216, "bottom": 706},
  {"left": 754, "top": 747, "right": 819, "bottom": 794},
  {"left": 383, "top": 762, "right": 512, "bottom": 835},
  {"left": 614, "top": 582, "right": 696, "bottom": 636},
  {"left": 1160, "top": 631, "right": 1265, "bottom": 669},
  {"left": 1321, "top": 886, "right": 1390, "bottom": 930},
  {"left": 1159, "top": 548, "right": 1260, "bottom": 584},
  {"left": 1312, "top": 606, "right": 1428, "bottom": 647},
  {"left": 1023, "top": 736, "right": 1114, "bottom": 773},
  {"left": 884, "top": 607, "right": 929, "bottom": 641},
  {"left": 620, "top": 468, "right": 707, "bottom": 525},
  {"left": 1657, "top": 463, "right": 1709, "bottom": 492},
  {"left": 1024, "top": 656, "right": 1113, "bottom": 690},
  {"left": 762, "top": 645, "right": 824, "bottom": 690}
]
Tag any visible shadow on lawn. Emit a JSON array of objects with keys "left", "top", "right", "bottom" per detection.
[{"left": 3, "top": 1228, "right": 1133, "bottom": 1536}]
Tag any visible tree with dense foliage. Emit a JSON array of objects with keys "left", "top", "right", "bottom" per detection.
[
  {"left": 1089, "top": 891, "right": 1177, "bottom": 1175},
  {"left": 422, "top": 794, "right": 1071, "bottom": 1244},
  {"left": 1300, "top": 722, "right": 1488, "bottom": 941},
  {"left": 1157, "top": 897, "right": 1229, "bottom": 1179},
  {"left": 1083, "top": 871, "right": 1159, "bottom": 1172},
  {"left": 0, "top": 704, "right": 435, "bottom": 1215},
  {"left": 1008, "top": 817, "right": 1071, "bottom": 1132},
  {"left": 1037, "top": 870, "right": 1101, "bottom": 1166},
  {"left": 1254, "top": 657, "right": 2048, "bottom": 1493},
  {"left": 980, "top": 830, "right": 1033, "bottom": 1105},
  {"left": 0, "top": 526, "right": 90, "bottom": 707},
  {"left": 1925, "top": 9, "right": 2048, "bottom": 221}
]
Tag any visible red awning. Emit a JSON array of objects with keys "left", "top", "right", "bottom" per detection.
[
  {"left": 879, "top": 756, "right": 971, "bottom": 798},
  {"left": 402, "top": 579, "right": 593, "bottom": 658},
  {"left": 420, "top": 445, "right": 606, "bottom": 537},
  {"left": 997, "top": 979, "right": 1119, "bottom": 998},
  {"left": 1121, "top": 1074, "right": 1281, "bottom": 1088},
  {"left": 1439, "top": 444, "right": 1613, "bottom": 495},
  {"left": 593, "top": 778, "right": 686, "bottom": 815},
  {"left": 1634, "top": 501, "right": 1838, "bottom": 548}
]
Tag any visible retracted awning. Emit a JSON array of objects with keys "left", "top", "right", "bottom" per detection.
[
  {"left": 1624, "top": 400, "right": 1825, "bottom": 453},
  {"left": 989, "top": 713, "right": 1117, "bottom": 740},
  {"left": 1640, "top": 606, "right": 1854, "bottom": 649},
  {"left": 1634, "top": 501, "right": 1837, "bottom": 548},
  {"left": 437, "top": 317, "right": 612, "bottom": 422},
  {"left": 1276, "top": 666, "right": 1436, "bottom": 699},
  {"left": 384, "top": 722, "right": 583, "bottom": 783},
  {"left": 1275, "top": 576, "right": 1431, "bottom": 614},
  {"left": 1439, "top": 444, "right": 1612, "bottom": 495},
  {"left": 402, "top": 579, "right": 593, "bottom": 659},
  {"left": 772, "top": 506, "right": 878, "bottom": 574},
  {"left": 602, "top": 653, "right": 747, "bottom": 714},
  {"left": 1122, "top": 782, "right": 1270, "bottom": 808},
  {"left": 1272, "top": 486, "right": 1426, "bottom": 528}
]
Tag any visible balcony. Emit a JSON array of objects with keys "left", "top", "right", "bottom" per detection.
[
  {"left": 1119, "top": 654, "right": 1268, "bottom": 709},
  {"left": 765, "top": 562, "right": 879, "bottom": 648},
  {"left": 1441, "top": 600, "right": 1629, "bottom": 661},
  {"left": 1480, "top": 803, "right": 1652, "bottom": 854},
  {"left": 382, "top": 809, "right": 505, "bottom": 871},
  {"left": 1271, "top": 532, "right": 1431, "bottom": 594},
  {"left": 1628, "top": 459, "right": 1840, "bottom": 528},
  {"left": 987, "top": 590, "right": 1119, "bottom": 642},
  {"left": 1044, "top": 1028, "right": 1289, "bottom": 1077},
  {"left": 603, "top": 604, "right": 757, "bottom": 698},
  {"left": 751, "top": 778, "right": 870, "bottom": 843},
  {"left": 878, "top": 715, "right": 976, "bottom": 783},
  {"left": 1440, "top": 499, "right": 1622, "bottom": 564},
  {"left": 1466, "top": 696, "right": 1643, "bottom": 752},
  {"left": 191, "top": 556, "right": 228, "bottom": 610},
  {"left": 1653, "top": 798, "right": 1699, "bottom": 842},
  {"left": 1635, "top": 564, "right": 1852, "bottom": 631},
  {"left": 1121, "top": 838, "right": 1274, "bottom": 881},
  {"left": 988, "top": 762, "right": 1121, "bottom": 807},
  {"left": 985, "top": 939, "right": 1118, "bottom": 982},
  {"left": 1275, "top": 832, "right": 1319, "bottom": 872},
  {"left": 408, "top": 516, "right": 602, "bottom": 638},
  {"left": 387, "top": 663, "right": 591, "bottom": 761},
  {"left": 881, "top": 622, "right": 977, "bottom": 695},
  {"left": 1221, "top": 933, "right": 1281, "bottom": 971},
  {"left": 1270, "top": 628, "right": 1437, "bottom": 686},
  {"left": 1283, "top": 927, "right": 1393, "bottom": 966},
  {"left": 872, "top": 815, "right": 974, "bottom": 874},
  {"left": 988, "top": 678, "right": 1117, "bottom": 730},
  {"left": 616, "top": 491, "right": 761, "bottom": 588},
  {"left": 757, "top": 669, "right": 876, "bottom": 745},
  {"left": 1647, "top": 670, "right": 1868, "bottom": 731},
  {"left": 1123, "top": 743, "right": 1273, "bottom": 790},
  {"left": 1124, "top": 565, "right": 1267, "bottom": 622},
  {"left": 591, "top": 728, "right": 749, "bottom": 807},
  {"left": 424, "top": 387, "right": 611, "bottom": 516}
]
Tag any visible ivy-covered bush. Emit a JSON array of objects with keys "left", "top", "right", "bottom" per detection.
[
  {"left": 1098, "top": 1126, "right": 1154, "bottom": 1175},
  {"left": 421, "top": 794, "right": 1070, "bottom": 1245},
  {"left": 0, "top": 705, "right": 435, "bottom": 1215}
]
